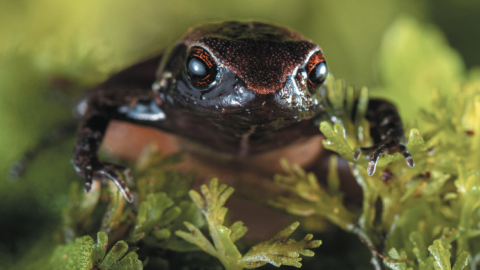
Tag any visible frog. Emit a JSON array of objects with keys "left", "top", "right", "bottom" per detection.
[{"left": 71, "top": 21, "right": 414, "bottom": 203}]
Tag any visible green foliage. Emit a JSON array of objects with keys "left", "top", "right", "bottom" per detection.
[
  {"left": 50, "top": 231, "right": 142, "bottom": 270},
  {"left": 129, "top": 191, "right": 204, "bottom": 252},
  {"left": 274, "top": 76, "right": 480, "bottom": 269},
  {"left": 271, "top": 17, "right": 480, "bottom": 270},
  {"left": 132, "top": 192, "right": 180, "bottom": 240},
  {"left": 54, "top": 148, "right": 320, "bottom": 269},
  {"left": 176, "top": 179, "right": 322, "bottom": 270},
  {"left": 272, "top": 158, "right": 355, "bottom": 232},
  {"left": 52, "top": 148, "right": 206, "bottom": 267},
  {"left": 385, "top": 229, "right": 470, "bottom": 270},
  {"left": 63, "top": 181, "right": 102, "bottom": 242},
  {"left": 241, "top": 222, "right": 320, "bottom": 268}
]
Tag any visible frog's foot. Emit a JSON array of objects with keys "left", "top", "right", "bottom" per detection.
[
  {"left": 73, "top": 158, "right": 134, "bottom": 203},
  {"left": 353, "top": 139, "right": 414, "bottom": 176}
]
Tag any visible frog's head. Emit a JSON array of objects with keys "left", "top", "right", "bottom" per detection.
[{"left": 154, "top": 21, "right": 328, "bottom": 130}]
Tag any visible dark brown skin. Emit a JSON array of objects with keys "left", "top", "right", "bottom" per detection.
[{"left": 71, "top": 21, "right": 414, "bottom": 203}]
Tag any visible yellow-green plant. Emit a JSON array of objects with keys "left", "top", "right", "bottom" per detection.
[
  {"left": 50, "top": 231, "right": 142, "bottom": 270},
  {"left": 176, "top": 179, "right": 322, "bottom": 269},
  {"left": 271, "top": 17, "right": 480, "bottom": 270}
]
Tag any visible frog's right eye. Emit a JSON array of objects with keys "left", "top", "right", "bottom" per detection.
[
  {"left": 186, "top": 47, "right": 218, "bottom": 88},
  {"left": 306, "top": 51, "right": 327, "bottom": 90}
]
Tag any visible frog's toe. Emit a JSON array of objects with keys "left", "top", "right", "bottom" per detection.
[
  {"left": 398, "top": 144, "right": 415, "bottom": 168},
  {"left": 353, "top": 145, "right": 381, "bottom": 175},
  {"left": 355, "top": 141, "right": 414, "bottom": 176},
  {"left": 366, "top": 146, "right": 387, "bottom": 176},
  {"left": 76, "top": 159, "right": 135, "bottom": 203},
  {"left": 108, "top": 163, "right": 134, "bottom": 185},
  {"left": 84, "top": 169, "right": 94, "bottom": 193},
  {"left": 96, "top": 162, "right": 134, "bottom": 203}
]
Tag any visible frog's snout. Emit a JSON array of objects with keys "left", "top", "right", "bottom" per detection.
[{"left": 271, "top": 70, "right": 322, "bottom": 120}]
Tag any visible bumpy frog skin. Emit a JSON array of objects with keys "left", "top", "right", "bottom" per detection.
[{"left": 71, "top": 21, "right": 414, "bottom": 202}]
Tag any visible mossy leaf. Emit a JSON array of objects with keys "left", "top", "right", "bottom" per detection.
[
  {"left": 91, "top": 231, "right": 108, "bottom": 266},
  {"left": 451, "top": 251, "right": 469, "bottom": 270},
  {"left": 320, "top": 121, "right": 357, "bottom": 163},
  {"left": 230, "top": 221, "right": 248, "bottom": 243},
  {"left": 273, "top": 159, "right": 356, "bottom": 232},
  {"left": 409, "top": 231, "right": 427, "bottom": 263},
  {"left": 428, "top": 239, "right": 452, "bottom": 270},
  {"left": 177, "top": 179, "right": 321, "bottom": 270},
  {"left": 129, "top": 191, "right": 201, "bottom": 252},
  {"left": 383, "top": 248, "right": 408, "bottom": 270},
  {"left": 175, "top": 221, "right": 217, "bottom": 257},
  {"left": 134, "top": 192, "right": 178, "bottom": 235},
  {"left": 240, "top": 222, "right": 321, "bottom": 268},
  {"left": 76, "top": 234, "right": 95, "bottom": 269},
  {"left": 216, "top": 225, "right": 243, "bottom": 263},
  {"left": 99, "top": 240, "right": 129, "bottom": 269},
  {"left": 51, "top": 231, "right": 142, "bottom": 270}
]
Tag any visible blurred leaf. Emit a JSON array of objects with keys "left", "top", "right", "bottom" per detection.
[
  {"left": 410, "top": 231, "right": 427, "bottom": 263},
  {"left": 376, "top": 16, "right": 465, "bottom": 121},
  {"left": 451, "top": 251, "right": 469, "bottom": 270},
  {"left": 383, "top": 248, "right": 408, "bottom": 270},
  {"left": 100, "top": 181, "right": 127, "bottom": 234},
  {"left": 130, "top": 192, "right": 202, "bottom": 252},
  {"left": 272, "top": 158, "right": 356, "bottom": 232},
  {"left": 134, "top": 192, "right": 179, "bottom": 235}
]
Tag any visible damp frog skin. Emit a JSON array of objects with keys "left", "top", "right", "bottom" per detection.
[{"left": 72, "top": 21, "right": 414, "bottom": 202}]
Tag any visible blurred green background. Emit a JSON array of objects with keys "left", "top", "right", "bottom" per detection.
[{"left": 1, "top": 0, "right": 480, "bottom": 268}]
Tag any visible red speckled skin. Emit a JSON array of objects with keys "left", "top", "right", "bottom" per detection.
[
  {"left": 183, "top": 22, "right": 318, "bottom": 94},
  {"left": 71, "top": 21, "right": 412, "bottom": 202}
]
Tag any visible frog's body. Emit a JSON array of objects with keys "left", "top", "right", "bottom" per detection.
[{"left": 72, "top": 21, "right": 413, "bottom": 202}]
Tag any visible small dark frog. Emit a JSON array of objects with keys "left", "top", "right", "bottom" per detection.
[{"left": 72, "top": 21, "right": 414, "bottom": 202}]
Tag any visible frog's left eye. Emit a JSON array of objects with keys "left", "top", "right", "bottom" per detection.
[
  {"left": 306, "top": 52, "right": 327, "bottom": 90},
  {"left": 186, "top": 47, "right": 218, "bottom": 88}
]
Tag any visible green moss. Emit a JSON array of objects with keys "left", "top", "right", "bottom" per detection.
[
  {"left": 176, "top": 179, "right": 321, "bottom": 269},
  {"left": 270, "top": 16, "right": 480, "bottom": 270},
  {"left": 50, "top": 231, "right": 142, "bottom": 270}
]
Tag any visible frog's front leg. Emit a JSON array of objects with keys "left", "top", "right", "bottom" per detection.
[
  {"left": 72, "top": 113, "right": 135, "bottom": 201},
  {"left": 71, "top": 56, "right": 163, "bottom": 203},
  {"left": 72, "top": 93, "right": 165, "bottom": 203},
  {"left": 355, "top": 99, "right": 414, "bottom": 176}
]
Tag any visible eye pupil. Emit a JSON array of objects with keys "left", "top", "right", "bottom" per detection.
[{"left": 188, "top": 58, "right": 207, "bottom": 77}]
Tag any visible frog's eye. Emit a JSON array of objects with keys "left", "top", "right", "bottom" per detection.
[
  {"left": 186, "top": 47, "right": 218, "bottom": 88},
  {"left": 306, "top": 52, "right": 327, "bottom": 90}
]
